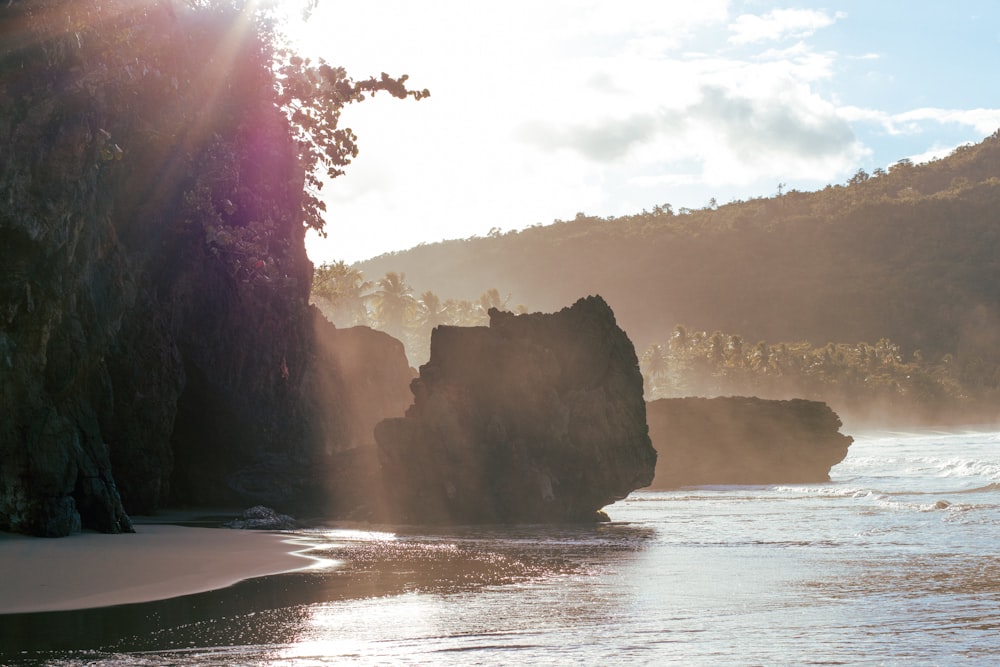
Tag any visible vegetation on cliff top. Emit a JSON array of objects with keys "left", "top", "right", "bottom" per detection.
[{"left": 3, "top": 0, "right": 428, "bottom": 279}]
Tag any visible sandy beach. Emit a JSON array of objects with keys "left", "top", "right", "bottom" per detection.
[{"left": 0, "top": 522, "right": 324, "bottom": 614}]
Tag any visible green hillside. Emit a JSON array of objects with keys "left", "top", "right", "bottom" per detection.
[{"left": 345, "top": 132, "right": 1000, "bottom": 425}]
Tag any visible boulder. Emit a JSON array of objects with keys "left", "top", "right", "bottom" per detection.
[
  {"left": 223, "top": 505, "right": 298, "bottom": 531},
  {"left": 374, "top": 296, "right": 657, "bottom": 523},
  {"left": 646, "top": 397, "right": 853, "bottom": 487}
]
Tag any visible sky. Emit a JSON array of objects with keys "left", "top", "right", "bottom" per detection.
[{"left": 279, "top": 1, "right": 1000, "bottom": 265}]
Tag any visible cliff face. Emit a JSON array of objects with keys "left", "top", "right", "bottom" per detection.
[
  {"left": 375, "top": 296, "right": 657, "bottom": 523},
  {"left": 0, "top": 20, "right": 151, "bottom": 534},
  {"left": 0, "top": 3, "right": 412, "bottom": 535},
  {"left": 646, "top": 397, "right": 853, "bottom": 488}
]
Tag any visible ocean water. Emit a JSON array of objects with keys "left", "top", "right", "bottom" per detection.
[{"left": 3, "top": 430, "right": 1000, "bottom": 665}]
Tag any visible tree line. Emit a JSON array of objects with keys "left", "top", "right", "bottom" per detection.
[
  {"left": 312, "top": 256, "right": 1000, "bottom": 426},
  {"left": 639, "top": 325, "right": 998, "bottom": 428},
  {"left": 355, "top": 130, "right": 1000, "bottom": 385},
  {"left": 311, "top": 261, "right": 525, "bottom": 364}
]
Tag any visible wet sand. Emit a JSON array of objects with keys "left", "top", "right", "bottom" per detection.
[{"left": 0, "top": 522, "right": 323, "bottom": 614}]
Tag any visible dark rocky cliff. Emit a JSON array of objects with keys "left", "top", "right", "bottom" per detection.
[
  {"left": 646, "top": 397, "right": 853, "bottom": 488},
  {"left": 0, "top": 2, "right": 412, "bottom": 536},
  {"left": 375, "top": 296, "right": 657, "bottom": 523}
]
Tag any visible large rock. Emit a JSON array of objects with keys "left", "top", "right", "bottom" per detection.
[
  {"left": 646, "top": 397, "right": 853, "bottom": 488},
  {"left": 0, "top": 5, "right": 413, "bottom": 535},
  {"left": 374, "top": 296, "right": 657, "bottom": 523},
  {"left": 166, "top": 308, "right": 413, "bottom": 515},
  {"left": 223, "top": 505, "right": 298, "bottom": 531}
]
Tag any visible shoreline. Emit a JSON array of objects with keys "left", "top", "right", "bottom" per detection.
[{"left": 0, "top": 521, "right": 329, "bottom": 615}]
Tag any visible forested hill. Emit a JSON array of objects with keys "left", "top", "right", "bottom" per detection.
[{"left": 357, "top": 131, "right": 1000, "bottom": 366}]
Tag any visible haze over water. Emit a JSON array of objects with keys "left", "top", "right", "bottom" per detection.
[{"left": 4, "top": 431, "right": 999, "bottom": 665}]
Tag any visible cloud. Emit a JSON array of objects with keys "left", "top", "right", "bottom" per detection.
[
  {"left": 520, "top": 78, "right": 858, "bottom": 161},
  {"left": 894, "top": 108, "right": 1000, "bottom": 136},
  {"left": 517, "top": 79, "right": 865, "bottom": 193},
  {"left": 519, "top": 112, "right": 675, "bottom": 162},
  {"left": 696, "top": 85, "right": 856, "bottom": 160},
  {"left": 728, "top": 9, "right": 843, "bottom": 45},
  {"left": 907, "top": 143, "right": 965, "bottom": 165},
  {"left": 840, "top": 105, "right": 1000, "bottom": 136}
]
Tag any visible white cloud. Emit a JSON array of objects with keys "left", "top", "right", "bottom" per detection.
[
  {"left": 755, "top": 42, "right": 838, "bottom": 82},
  {"left": 894, "top": 108, "right": 1000, "bottom": 136},
  {"left": 292, "top": 2, "right": 997, "bottom": 264},
  {"left": 694, "top": 84, "right": 856, "bottom": 156},
  {"left": 517, "top": 73, "right": 865, "bottom": 197},
  {"left": 517, "top": 21, "right": 862, "bottom": 187},
  {"left": 907, "top": 143, "right": 965, "bottom": 165},
  {"left": 839, "top": 105, "right": 1000, "bottom": 136},
  {"left": 728, "top": 9, "right": 843, "bottom": 46}
]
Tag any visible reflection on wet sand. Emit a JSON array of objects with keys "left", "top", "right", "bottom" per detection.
[
  {"left": 273, "top": 523, "right": 658, "bottom": 665},
  {"left": 0, "top": 522, "right": 653, "bottom": 659}
]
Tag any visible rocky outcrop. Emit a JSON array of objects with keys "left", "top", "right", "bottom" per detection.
[
  {"left": 0, "top": 3, "right": 413, "bottom": 536},
  {"left": 374, "top": 296, "right": 657, "bottom": 523},
  {"left": 223, "top": 505, "right": 298, "bottom": 531},
  {"left": 646, "top": 397, "right": 853, "bottom": 488},
  {"left": 0, "top": 16, "right": 156, "bottom": 534},
  {"left": 165, "top": 307, "right": 413, "bottom": 515}
]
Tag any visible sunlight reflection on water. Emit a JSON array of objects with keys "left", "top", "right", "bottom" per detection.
[{"left": 3, "top": 432, "right": 1000, "bottom": 665}]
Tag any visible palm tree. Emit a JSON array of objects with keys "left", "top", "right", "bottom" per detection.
[
  {"left": 671, "top": 325, "right": 689, "bottom": 350},
  {"left": 726, "top": 334, "right": 745, "bottom": 366},
  {"left": 641, "top": 344, "right": 669, "bottom": 397},
  {"left": 709, "top": 331, "right": 726, "bottom": 365},
  {"left": 444, "top": 298, "right": 482, "bottom": 326},
  {"left": 311, "top": 260, "right": 372, "bottom": 326},
  {"left": 416, "top": 290, "right": 446, "bottom": 331},
  {"left": 372, "top": 271, "right": 416, "bottom": 340},
  {"left": 751, "top": 341, "right": 771, "bottom": 372},
  {"left": 478, "top": 288, "right": 509, "bottom": 318},
  {"left": 409, "top": 290, "right": 447, "bottom": 364}
]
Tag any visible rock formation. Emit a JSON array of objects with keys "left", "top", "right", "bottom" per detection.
[
  {"left": 374, "top": 296, "right": 658, "bottom": 523},
  {"left": 646, "top": 397, "right": 853, "bottom": 487},
  {"left": 223, "top": 505, "right": 298, "bottom": 531},
  {"left": 0, "top": 3, "right": 413, "bottom": 536}
]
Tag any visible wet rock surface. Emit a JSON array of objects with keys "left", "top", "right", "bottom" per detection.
[
  {"left": 375, "top": 296, "right": 657, "bottom": 523},
  {"left": 223, "top": 505, "right": 298, "bottom": 531},
  {"left": 646, "top": 396, "right": 853, "bottom": 488}
]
